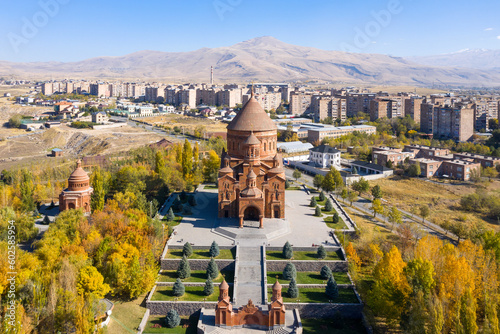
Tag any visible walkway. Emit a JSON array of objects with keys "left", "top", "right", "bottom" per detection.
[{"left": 234, "top": 246, "right": 265, "bottom": 307}]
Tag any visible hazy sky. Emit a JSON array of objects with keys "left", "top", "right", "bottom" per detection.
[{"left": 1, "top": 0, "right": 499, "bottom": 62}]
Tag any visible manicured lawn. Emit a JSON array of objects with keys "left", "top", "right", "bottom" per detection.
[
  {"left": 324, "top": 215, "right": 347, "bottom": 230},
  {"left": 301, "top": 318, "right": 366, "bottom": 334},
  {"left": 286, "top": 186, "right": 302, "bottom": 191},
  {"left": 105, "top": 293, "right": 148, "bottom": 334},
  {"left": 203, "top": 184, "right": 218, "bottom": 189},
  {"left": 267, "top": 271, "right": 351, "bottom": 285},
  {"left": 151, "top": 286, "right": 220, "bottom": 302},
  {"left": 144, "top": 314, "right": 198, "bottom": 334},
  {"left": 157, "top": 270, "right": 234, "bottom": 284},
  {"left": 267, "top": 287, "right": 359, "bottom": 304},
  {"left": 266, "top": 250, "right": 342, "bottom": 261},
  {"left": 166, "top": 248, "right": 235, "bottom": 259}
]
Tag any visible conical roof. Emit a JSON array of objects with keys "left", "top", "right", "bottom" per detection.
[
  {"left": 243, "top": 132, "right": 261, "bottom": 146},
  {"left": 272, "top": 280, "right": 282, "bottom": 291},
  {"left": 220, "top": 279, "right": 229, "bottom": 290},
  {"left": 227, "top": 96, "right": 277, "bottom": 132},
  {"left": 68, "top": 160, "right": 89, "bottom": 183}
]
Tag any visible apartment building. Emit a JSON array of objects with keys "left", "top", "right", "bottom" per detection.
[
  {"left": 312, "top": 97, "right": 347, "bottom": 122},
  {"left": 42, "top": 82, "right": 53, "bottom": 96},
  {"left": 420, "top": 104, "right": 474, "bottom": 142},
  {"left": 405, "top": 96, "right": 424, "bottom": 123},
  {"left": 372, "top": 149, "right": 415, "bottom": 167},
  {"left": 474, "top": 99, "right": 499, "bottom": 131},
  {"left": 243, "top": 92, "right": 281, "bottom": 111},
  {"left": 411, "top": 158, "right": 480, "bottom": 181},
  {"left": 369, "top": 97, "right": 404, "bottom": 121},
  {"left": 90, "top": 83, "right": 111, "bottom": 98},
  {"left": 452, "top": 152, "right": 500, "bottom": 168},
  {"left": 289, "top": 92, "right": 312, "bottom": 115},
  {"left": 346, "top": 92, "right": 376, "bottom": 117}
]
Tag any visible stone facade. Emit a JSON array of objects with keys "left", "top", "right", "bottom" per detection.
[
  {"left": 266, "top": 261, "right": 348, "bottom": 272},
  {"left": 218, "top": 92, "right": 286, "bottom": 228},
  {"left": 59, "top": 160, "right": 93, "bottom": 214}
]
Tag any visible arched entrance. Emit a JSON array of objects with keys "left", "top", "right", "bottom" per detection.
[
  {"left": 68, "top": 203, "right": 76, "bottom": 210},
  {"left": 243, "top": 314, "right": 260, "bottom": 326},
  {"left": 244, "top": 206, "right": 260, "bottom": 221}
]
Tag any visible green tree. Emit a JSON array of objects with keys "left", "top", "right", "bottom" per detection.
[
  {"left": 206, "top": 258, "right": 219, "bottom": 280},
  {"left": 209, "top": 241, "right": 220, "bottom": 258},
  {"left": 371, "top": 184, "right": 382, "bottom": 199},
  {"left": 457, "top": 288, "right": 478, "bottom": 334},
  {"left": 173, "top": 278, "right": 185, "bottom": 296},
  {"left": 167, "top": 207, "right": 175, "bottom": 221},
  {"left": 332, "top": 212, "right": 340, "bottom": 224},
  {"left": 310, "top": 197, "right": 317, "bottom": 208},
  {"left": 77, "top": 265, "right": 110, "bottom": 298},
  {"left": 320, "top": 265, "right": 332, "bottom": 279},
  {"left": 202, "top": 150, "right": 221, "bottom": 183},
  {"left": 313, "top": 174, "right": 324, "bottom": 190},
  {"left": 319, "top": 191, "right": 326, "bottom": 201},
  {"left": 8, "top": 114, "right": 22, "bottom": 128},
  {"left": 177, "top": 256, "right": 191, "bottom": 279},
  {"left": 20, "top": 169, "right": 35, "bottom": 212},
  {"left": 352, "top": 177, "right": 369, "bottom": 195},
  {"left": 404, "top": 258, "right": 435, "bottom": 295},
  {"left": 181, "top": 139, "right": 193, "bottom": 177},
  {"left": 282, "top": 241, "right": 293, "bottom": 259},
  {"left": 347, "top": 192, "right": 357, "bottom": 206},
  {"left": 283, "top": 262, "right": 297, "bottom": 280},
  {"left": 288, "top": 277, "right": 299, "bottom": 298},
  {"left": 325, "top": 199, "right": 333, "bottom": 212},
  {"left": 285, "top": 179, "right": 291, "bottom": 189},
  {"left": 408, "top": 162, "right": 421, "bottom": 177},
  {"left": 484, "top": 167, "right": 498, "bottom": 181},
  {"left": 427, "top": 295, "right": 444, "bottom": 334},
  {"left": 90, "top": 167, "right": 105, "bottom": 212},
  {"left": 371, "top": 198, "right": 384, "bottom": 218},
  {"left": 317, "top": 245, "right": 327, "bottom": 259},
  {"left": 183, "top": 242, "right": 193, "bottom": 257},
  {"left": 322, "top": 167, "right": 343, "bottom": 193},
  {"left": 43, "top": 215, "right": 51, "bottom": 225},
  {"left": 165, "top": 308, "right": 181, "bottom": 327},
  {"left": 203, "top": 279, "right": 214, "bottom": 296},
  {"left": 419, "top": 205, "right": 430, "bottom": 223},
  {"left": 325, "top": 275, "right": 339, "bottom": 300},
  {"left": 292, "top": 169, "right": 302, "bottom": 181},
  {"left": 388, "top": 206, "right": 403, "bottom": 231},
  {"left": 315, "top": 206, "right": 322, "bottom": 217},
  {"left": 341, "top": 188, "right": 348, "bottom": 201},
  {"left": 154, "top": 151, "right": 165, "bottom": 174}
]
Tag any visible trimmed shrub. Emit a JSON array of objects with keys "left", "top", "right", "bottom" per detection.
[
  {"left": 285, "top": 179, "right": 291, "bottom": 189},
  {"left": 319, "top": 191, "right": 325, "bottom": 201},
  {"left": 206, "top": 258, "right": 219, "bottom": 280},
  {"left": 326, "top": 275, "right": 339, "bottom": 300},
  {"left": 317, "top": 245, "right": 327, "bottom": 259},
  {"left": 315, "top": 206, "right": 322, "bottom": 217},
  {"left": 310, "top": 197, "right": 317, "bottom": 208},
  {"left": 283, "top": 262, "right": 297, "bottom": 280},
  {"left": 43, "top": 215, "right": 51, "bottom": 225},
  {"left": 282, "top": 241, "right": 293, "bottom": 259},
  {"left": 172, "top": 278, "right": 185, "bottom": 297},
  {"left": 177, "top": 256, "right": 191, "bottom": 279},
  {"left": 209, "top": 241, "right": 220, "bottom": 258},
  {"left": 288, "top": 277, "right": 299, "bottom": 298},
  {"left": 325, "top": 199, "right": 333, "bottom": 212},
  {"left": 203, "top": 279, "right": 214, "bottom": 296},
  {"left": 167, "top": 208, "right": 175, "bottom": 221},
  {"left": 320, "top": 265, "right": 332, "bottom": 279},
  {"left": 182, "top": 242, "right": 193, "bottom": 257},
  {"left": 165, "top": 309, "right": 181, "bottom": 328},
  {"left": 332, "top": 212, "right": 340, "bottom": 224}
]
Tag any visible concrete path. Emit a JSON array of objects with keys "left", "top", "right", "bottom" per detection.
[{"left": 234, "top": 246, "right": 264, "bottom": 307}]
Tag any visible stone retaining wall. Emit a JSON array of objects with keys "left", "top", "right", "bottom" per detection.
[
  {"left": 161, "top": 259, "right": 235, "bottom": 271},
  {"left": 266, "top": 246, "right": 341, "bottom": 253},
  {"left": 266, "top": 260, "right": 348, "bottom": 272},
  {"left": 168, "top": 245, "right": 235, "bottom": 251},
  {"left": 266, "top": 284, "right": 353, "bottom": 289},
  {"left": 147, "top": 301, "right": 217, "bottom": 316},
  {"left": 284, "top": 303, "right": 363, "bottom": 319},
  {"left": 156, "top": 282, "right": 232, "bottom": 287}
]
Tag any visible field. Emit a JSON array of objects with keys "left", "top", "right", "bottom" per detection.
[
  {"left": 141, "top": 114, "right": 227, "bottom": 134},
  {"left": 157, "top": 270, "right": 234, "bottom": 283},
  {"left": 267, "top": 271, "right": 351, "bottom": 285},
  {"left": 165, "top": 248, "right": 235, "bottom": 259},
  {"left": 104, "top": 293, "right": 148, "bottom": 334},
  {"left": 144, "top": 315, "right": 198, "bottom": 334},
  {"left": 151, "top": 286, "right": 220, "bottom": 302},
  {"left": 370, "top": 176, "right": 500, "bottom": 230}
]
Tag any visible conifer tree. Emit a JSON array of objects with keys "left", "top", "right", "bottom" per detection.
[
  {"left": 332, "top": 212, "right": 340, "bottom": 224},
  {"left": 172, "top": 278, "right": 185, "bottom": 297},
  {"left": 283, "top": 262, "right": 297, "bottom": 280},
  {"left": 209, "top": 241, "right": 220, "bottom": 258},
  {"left": 319, "top": 191, "right": 326, "bottom": 201},
  {"left": 288, "top": 277, "right": 299, "bottom": 298},
  {"left": 321, "top": 265, "right": 332, "bottom": 279},
  {"left": 325, "top": 198, "right": 333, "bottom": 212},
  {"left": 177, "top": 256, "right": 191, "bottom": 279},
  {"left": 91, "top": 167, "right": 105, "bottom": 212},
  {"left": 167, "top": 207, "right": 175, "bottom": 222},
  {"left": 206, "top": 258, "right": 219, "bottom": 280},
  {"left": 282, "top": 241, "right": 293, "bottom": 259},
  {"left": 326, "top": 275, "right": 338, "bottom": 300},
  {"left": 315, "top": 206, "right": 322, "bottom": 217},
  {"left": 310, "top": 197, "right": 317, "bottom": 207},
  {"left": 317, "top": 245, "right": 327, "bottom": 259},
  {"left": 165, "top": 309, "right": 181, "bottom": 328},
  {"left": 182, "top": 242, "right": 193, "bottom": 257},
  {"left": 203, "top": 278, "right": 214, "bottom": 296}
]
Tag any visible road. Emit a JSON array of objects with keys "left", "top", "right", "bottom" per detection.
[{"left": 285, "top": 166, "right": 457, "bottom": 242}]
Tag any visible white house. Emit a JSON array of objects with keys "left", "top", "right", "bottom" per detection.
[{"left": 309, "top": 144, "right": 341, "bottom": 169}]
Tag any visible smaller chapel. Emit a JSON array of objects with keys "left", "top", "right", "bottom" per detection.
[
  {"left": 59, "top": 159, "right": 93, "bottom": 214},
  {"left": 218, "top": 92, "right": 286, "bottom": 228}
]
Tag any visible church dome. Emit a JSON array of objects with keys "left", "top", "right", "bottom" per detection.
[
  {"left": 272, "top": 280, "right": 282, "bottom": 291},
  {"left": 227, "top": 95, "right": 277, "bottom": 132},
  {"left": 247, "top": 169, "right": 257, "bottom": 179},
  {"left": 67, "top": 160, "right": 90, "bottom": 191},
  {"left": 220, "top": 279, "right": 229, "bottom": 291}
]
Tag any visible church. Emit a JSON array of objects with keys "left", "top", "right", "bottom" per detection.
[{"left": 218, "top": 91, "right": 286, "bottom": 228}]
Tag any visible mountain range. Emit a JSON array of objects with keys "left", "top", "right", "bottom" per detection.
[{"left": 1, "top": 36, "right": 500, "bottom": 87}]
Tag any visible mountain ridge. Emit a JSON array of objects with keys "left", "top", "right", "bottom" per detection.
[{"left": 1, "top": 37, "right": 500, "bottom": 87}]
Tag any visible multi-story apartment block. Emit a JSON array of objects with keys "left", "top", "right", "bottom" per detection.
[
  {"left": 474, "top": 99, "right": 499, "bottom": 131},
  {"left": 452, "top": 152, "right": 500, "bottom": 168},
  {"left": 217, "top": 89, "right": 242, "bottom": 107},
  {"left": 403, "top": 145, "right": 451, "bottom": 159},
  {"left": 369, "top": 97, "right": 403, "bottom": 121},
  {"left": 289, "top": 92, "right": 312, "bottom": 115},
  {"left": 420, "top": 104, "right": 474, "bottom": 142},
  {"left": 178, "top": 89, "right": 197, "bottom": 109},
  {"left": 312, "top": 97, "right": 347, "bottom": 122},
  {"left": 145, "top": 86, "right": 165, "bottom": 103},
  {"left": 405, "top": 97, "right": 424, "bottom": 124},
  {"left": 411, "top": 158, "right": 480, "bottom": 181},
  {"left": 42, "top": 82, "right": 53, "bottom": 96},
  {"left": 372, "top": 149, "right": 415, "bottom": 167},
  {"left": 90, "top": 83, "right": 111, "bottom": 98},
  {"left": 197, "top": 88, "right": 219, "bottom": 106},
  {"left": 242, "top": 93, "right": 281, "bottom": 111},
  {"left": 346, "top": 92, "right": 376, "bottom": 117}
]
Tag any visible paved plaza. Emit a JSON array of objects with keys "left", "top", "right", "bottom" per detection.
[{"left": 167, "top": 186, "right": 338, "bottom": 248}]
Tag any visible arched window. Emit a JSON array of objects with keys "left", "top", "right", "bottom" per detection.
[{"left": 263, "top": 142, "right": 266, "bottom": 151}]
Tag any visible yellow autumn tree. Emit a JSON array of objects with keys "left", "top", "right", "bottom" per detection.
[
  {"left": 345, "top": 242, "right": 361, "bottom": 267},
  {"left": 369, "top": 245, "right": 411, "bottom": 326},
  {"left": 77, "top": 265, "right": 110, "bottom": 299}
]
